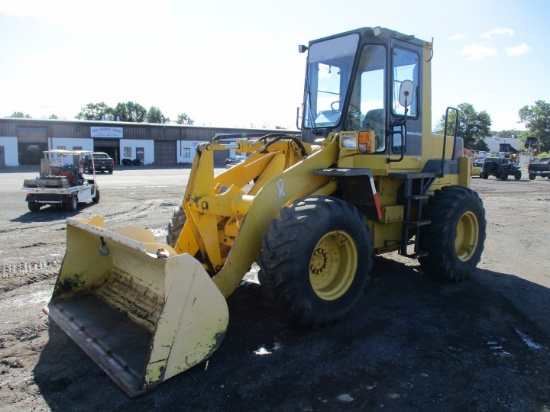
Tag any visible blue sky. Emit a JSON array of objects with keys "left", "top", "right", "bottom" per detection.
[{"left": 0, "top": 0, "right": 547, "bottom": 132}]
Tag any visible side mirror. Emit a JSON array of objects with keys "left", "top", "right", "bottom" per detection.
[{"left": 399, "top": 80, "right": 414, "bottom": 108}]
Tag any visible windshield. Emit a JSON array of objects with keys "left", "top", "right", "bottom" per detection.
[{"left": 304, "top": 33, "right": 359, "bottom": 129}]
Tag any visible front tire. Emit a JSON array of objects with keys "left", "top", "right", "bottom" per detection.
[
  {"left": 258, "top": 196, "right": 373, "bottom": 326},
  {"left": 514, "top": 170, "right": 522, "bottom": 180},
  {"left": 419, "top": 186, "right": 486, "bottom": 281},
  {"left": 167, "top": 204, "right": 186, "bottom": 247},
  {"left": 92, "top": 188, "right": 100, "bottom": 203}
]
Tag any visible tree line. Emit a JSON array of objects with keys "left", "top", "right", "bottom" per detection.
[
  {"left": 7, "top": 101, "right": 193, "bottom": 125},
  {"left": 73, "top": 101, "right": 193, "bottom": 125},
  {"left": 7, "top": 99, "right": 550, "bottom": 153},
  {"left": 436, "top": 100, "right": 549, "bottom": 153}
]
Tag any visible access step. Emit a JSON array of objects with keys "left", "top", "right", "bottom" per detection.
[{"left": 408, "top": 219, "right": 431, "bottom": 228}]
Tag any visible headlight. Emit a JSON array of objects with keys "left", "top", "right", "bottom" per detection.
[{"left": 341, "top": 133, "right": 357, "bottom": 149}]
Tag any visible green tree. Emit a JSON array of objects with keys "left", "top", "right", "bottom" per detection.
[
  {"left": 9, "top": 111, "right": 31, "bottom": 118},
  {"left": 75, "top": 102, "right": 113, "bottom": 120},
  {"left": 492, "top": 129, "right": 522, "bottom": 138},
  {"left": 146, "top": 106, "right": 166, "bottom": 123},
  {"left": 518, "top": 100, "right": 550, "bottom": 152},
  {"left": 436, "top": 103, "right": 491, "bottom": 151},
  {"left": 48, "top": 114, "right": 59, "bottom": 119},
  {"left": 176, "top": 113, "right": 193, "bottom": 125},
  {"left": 112, "top": 101, "right": 147, "bottom": 122}
]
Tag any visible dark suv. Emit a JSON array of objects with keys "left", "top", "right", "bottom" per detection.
[{"left": 480, "top": 157, "right": 521, "bottom": 180}]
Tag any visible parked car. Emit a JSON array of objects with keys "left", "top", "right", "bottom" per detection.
[
  {"left": 84, "top": 152, "right": 114, "bottom": 174},
  {"left": 472, "top": 158, "right": 484, "bottom": 168},
  {"left": 480, "top": 157, "right": 521, "bottom": 180},
  {"left": 527, "top": 158, "right": 550, "bottom": 180},
  {"left": 225, "top": 155, "right": 248, "bottom": 166}
]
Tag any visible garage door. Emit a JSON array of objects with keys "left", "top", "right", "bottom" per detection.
[
  {"left": 154, "top": 141, "right": 176, "bottom": 165},
  {"left": 18, "top": 127, "right": 48, "bottom": 165}
]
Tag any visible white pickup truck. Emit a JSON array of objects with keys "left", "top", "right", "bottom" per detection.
[{"left": 22, "top": 150, "right": 100, "bottom": 212}]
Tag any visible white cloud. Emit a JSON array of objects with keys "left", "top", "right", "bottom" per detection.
[
  {"left": 449, "top": 33, "right": 466, "bottom": 41},
  {"left": 482, "top": 28, "right": 514, "bottom": 38},
  {"left": 506, "top": 43, "right": 531, "bottom": 57},
  {"left": 457, "top": 43, "right": 497, "bottom": 60}
]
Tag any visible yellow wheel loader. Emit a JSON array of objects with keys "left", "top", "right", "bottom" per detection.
[{"left": 45, "top": 27, "right": 486, "bottom": 396}]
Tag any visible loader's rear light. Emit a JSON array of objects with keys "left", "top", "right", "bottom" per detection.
[
  {"left": 340, "top": 132, "right": 357, "bottom": 149},
  {"left": 358, "top": 131, "right": 375, "bottom": 153}
]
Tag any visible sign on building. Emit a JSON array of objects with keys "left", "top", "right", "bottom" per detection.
[{"left": 91, "top": 127, "right": 123, "bottom": 138}]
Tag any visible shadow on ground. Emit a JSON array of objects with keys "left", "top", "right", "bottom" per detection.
[{"left": 34, "top": 257, "right": 550, "bottom": 411}]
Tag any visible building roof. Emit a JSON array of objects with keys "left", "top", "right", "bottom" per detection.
[{"left": 484, "top": 136, "right": 521, "bottom": 153}]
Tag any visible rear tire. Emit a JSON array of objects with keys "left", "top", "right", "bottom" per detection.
[
  {"left": 28, "top": 202, "right": 41, "bottom": 212},
  {"left": 480, "top": 171, "right": 488, "bottom": 179},
  {"left": 500, "top": 170, "right": 508, "bottom": 180},
  {"left": 419, "top": 186, "right": 486, "bottom": 282},
  {"left": 529, "top": 174, "right": 536, "bottom": 180},
  {"left": 65, "top": 195, "right": 78, "bottom": 212},
  {"left": 258, "top": 196, "right": 373, "bottom": 326}
]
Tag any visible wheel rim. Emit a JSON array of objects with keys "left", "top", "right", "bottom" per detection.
[
  {"left": 309, "top": 230, "right": 357, "bottom": 301},
  {"left": 455, "top": 211, "right": 479, "bottom": 261}
]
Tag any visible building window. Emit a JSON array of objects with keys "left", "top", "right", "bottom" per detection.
[
  {"left": 124, "top": 147, "right": 132, "bottom": 157},
  {"left": 182, "top": 147, "right": 190, "bottom": 158}
]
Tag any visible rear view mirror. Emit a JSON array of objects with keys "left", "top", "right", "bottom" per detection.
[{"left": 399, "top": 80, "right": 414, "bottom": 107}]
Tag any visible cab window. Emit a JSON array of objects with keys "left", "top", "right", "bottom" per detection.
[
  {"left": 348, "top": 44, "right": 387, "bottom": 152},
  {"left": 392, "top": 47, "right": 419, "bottom": 117}
]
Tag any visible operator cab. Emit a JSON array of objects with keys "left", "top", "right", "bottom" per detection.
[{"left": 300, "top": 27, "right": 425, "bottom": 159}]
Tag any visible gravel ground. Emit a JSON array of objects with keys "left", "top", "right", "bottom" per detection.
[{"left": 0, "top": 166, "right": 549, "bottom": 411}]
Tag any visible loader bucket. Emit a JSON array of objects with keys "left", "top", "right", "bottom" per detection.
[{"left": 45, "top": 216, "right": 229, "bottom": 397}]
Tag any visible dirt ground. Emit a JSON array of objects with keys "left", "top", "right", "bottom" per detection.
[{"left": 1, "top": 166, "right": 549, "bottom": 411}]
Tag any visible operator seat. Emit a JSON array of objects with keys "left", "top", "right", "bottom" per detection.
[{"left": 363, "top": 109, "right": 385, "bottom": 150}]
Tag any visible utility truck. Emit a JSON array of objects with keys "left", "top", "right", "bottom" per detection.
[{"left": 23, "top": 150, "right": 100, "bottom": 212}]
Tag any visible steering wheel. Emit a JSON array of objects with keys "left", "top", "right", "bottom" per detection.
[{"left": 330, "top": 101, "right": 361, "bottom": 118}]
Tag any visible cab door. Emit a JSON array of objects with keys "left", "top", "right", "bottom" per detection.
[{"left": 388, "top": 41, "right": 423, "bottom": 170}]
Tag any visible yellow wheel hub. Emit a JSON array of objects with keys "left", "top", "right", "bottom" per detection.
[
  {"left": 309, "top": 230, "right": 357, "bottom": 301},
  {"left": 455, "top": 211, "right": 479, "bottom": 261}
]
